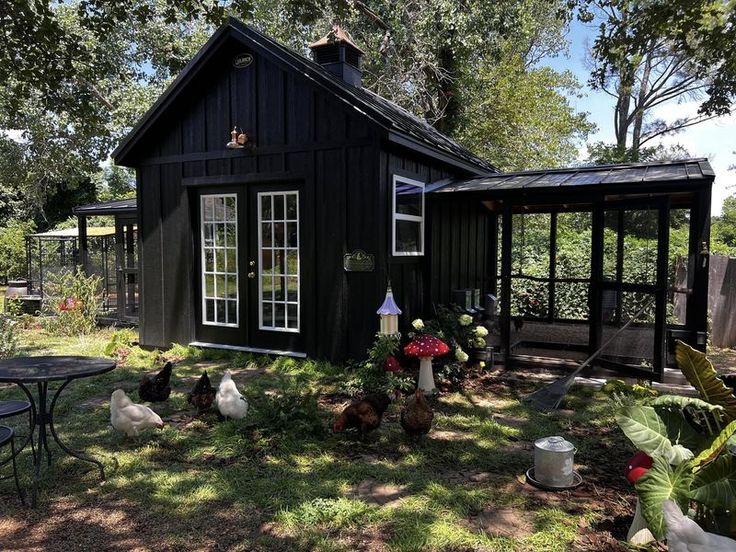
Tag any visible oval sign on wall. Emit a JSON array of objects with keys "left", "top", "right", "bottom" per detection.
[{"left": 233, "top": 53, "right": 253, "bottom": 68}]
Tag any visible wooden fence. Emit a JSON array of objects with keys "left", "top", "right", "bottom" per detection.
[{"left": 708, "top": 255, "right": 736, "bottom": 348}]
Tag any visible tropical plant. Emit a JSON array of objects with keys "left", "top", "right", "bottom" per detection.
[{"left": 614, "top": 340, "right": 736, "bottom": 539}]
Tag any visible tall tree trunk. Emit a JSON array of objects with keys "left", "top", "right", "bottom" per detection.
[{"left": 631, "top": 48, "right": 653, "bottom": 161}]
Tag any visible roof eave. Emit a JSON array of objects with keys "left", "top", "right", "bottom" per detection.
[{"left": 387, "top": 131, "right": 494, "bottom": 176}]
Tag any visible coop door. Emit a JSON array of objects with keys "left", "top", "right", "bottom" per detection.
[
  {"left": 592, "top": 201, "right": 668, "bottom": 379},
  {"left": 246, "top": 185, "right": 304, "bottom": 354},
  {"left": 193, "top": 184, "right": 305, "bottom": 354}
]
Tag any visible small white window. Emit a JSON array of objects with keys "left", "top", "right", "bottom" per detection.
[
  {"left": 201, "top": 194, "right": 238, "bottom": 327},
  {"left": 392, "top": 175, "right": 425, "bottom": 256}
]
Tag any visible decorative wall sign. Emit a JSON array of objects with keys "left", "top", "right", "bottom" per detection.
[
  {"left": 344, "top": 249, "right": 375, "bottom": 272},
  {"left": 233, "top": 53, "right": 254, "bottom": 68}
]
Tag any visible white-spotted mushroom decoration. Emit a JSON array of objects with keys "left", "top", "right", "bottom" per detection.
[{"left": 404, "top": 334, "right": 449, "bottom": 394}]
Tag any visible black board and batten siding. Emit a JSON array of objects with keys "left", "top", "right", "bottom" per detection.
[
  {"left": 120, "top": 31, "right": 484, "bottom": 361},
  {"left": 114, "top": 19, "right": 492, "bottom": 361}
]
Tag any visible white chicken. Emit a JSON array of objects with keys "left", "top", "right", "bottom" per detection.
[
  {"left": 663, "top": 500, "right": 736, "bottom": 552},
  {"left": 215, "top": 371, "right": 248, "bottom": 420},
  {"left": 110, "top": 389, "right": 165, "bottom": 437}
]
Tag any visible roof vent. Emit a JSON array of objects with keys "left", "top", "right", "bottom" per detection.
[{"left": 309, "top": 24, "right": 364, "bottom": 87}]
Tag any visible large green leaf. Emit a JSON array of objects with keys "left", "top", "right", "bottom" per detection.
[
  {"left": 616, "top": 406, "right": 698, "bottom": 464},
  {"left": 692, "top": 419, "right": 736, "bottom": 470},
  {"left": 691, "top": 454, "right": 736, "bottom": 511},
  {"left": 651, "top": 394, "right": 726, "bottom": 415},
  {"left": 675, "top": 340, "right": 736, "bottom": 421},
  {"left": 636, "top": 456, "right": 693, "bottom": 541}
]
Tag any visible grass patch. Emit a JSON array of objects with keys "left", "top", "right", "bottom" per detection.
[{"left": 3, "top": 327, "right": 732, "bottom": 550}]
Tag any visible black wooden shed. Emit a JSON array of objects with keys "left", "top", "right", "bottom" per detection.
[
  {"left": 112, "top": 18, "right": 493, "bottom": 360},
  {"left": 113, "top": 18, "right": 712, "bottom": 379}
]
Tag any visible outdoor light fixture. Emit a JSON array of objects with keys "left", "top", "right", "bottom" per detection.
[
  {"left": 377, "top": 283, "right": 401, "bottom": 335},
  {"left": 226, "top": 126, "right": 248, "bottom": 149}
]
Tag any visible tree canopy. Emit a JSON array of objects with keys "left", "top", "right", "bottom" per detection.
[
  {"left": 580, "top": 0, "right": 736, "bottom": 160},
  {"left": 0, "top": 0, "right": 595, "bottom": 229}
]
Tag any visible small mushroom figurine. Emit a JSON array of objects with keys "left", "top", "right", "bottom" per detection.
[
  {"left": 404, "top": 334, "right": 449, "bottom": 394},
  {"left": 384, "top": 356, "right": 401, "bottom": 373}
]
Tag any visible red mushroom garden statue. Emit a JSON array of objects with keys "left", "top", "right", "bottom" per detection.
[{"left": 404, "top": 334, "right": 449, "bottom": 394}]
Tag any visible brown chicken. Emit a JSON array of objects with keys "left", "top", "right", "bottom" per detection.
[
  {"left": 333, "top": 393, "right": 391, "bottom": 437},
  {"left": 187, "top": 371, "right": 216, "bottom": 412},
  {"left": 138, "top": 361, "right": 173, "bottom": 402},
  {"left": 400, "top": 389, "right": 434, "bottom": 442}
]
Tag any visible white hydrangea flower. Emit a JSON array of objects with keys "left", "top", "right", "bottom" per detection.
[
  {"left": 458, "top": 314, "right": 472, "bottom": 326},
  {"left": 455, "top": 348, "right": 469, "bottom": 362},
  {"left": 412, "top": 319, "right": 425, "bottom": 330},
  {"left": 474, "top": 326, "right": 489, "bottom": 337}
]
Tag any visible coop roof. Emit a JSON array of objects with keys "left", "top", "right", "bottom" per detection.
[
  {"left": 112, "top": 18, "right": 496, "bottom": 174},
  {"left": 29, "top": 227, "right": 117, "bottom": 239},
  {"left": 73, "top": 198, "right": 137, "bottom": 216},
  {"left": 430, "top": 159, "right": 715, "bottom": 194}
]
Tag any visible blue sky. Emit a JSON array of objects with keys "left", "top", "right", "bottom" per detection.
[{"left": 545, "top": 19, "right": 735, "bottom": 214}]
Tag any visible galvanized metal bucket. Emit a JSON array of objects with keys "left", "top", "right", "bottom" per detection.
[{"left": 533, "top": 436, "right": 576, "bottom": 487}]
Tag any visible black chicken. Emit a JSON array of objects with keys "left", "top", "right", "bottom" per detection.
[
  {"left": 513, "top": 316, "right": 525, "bottom": 333},
  {"left": 187, "top": 371, "right": 216, "bottom": 412},
  {"left": 138, "top": 361, "right": 173, "bottom": 402}
]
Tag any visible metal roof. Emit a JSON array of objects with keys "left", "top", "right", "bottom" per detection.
[
  {"left": 113, "top": 18, "right": 496, "bottom": 174},
  {"left": 73, "top": 198, "right": 137, "bottom": 216},
  {"left": 431, "top": 159, "right": 715, "bottom": 194},
  {"left": 30, "top": 227, "right": 116, "bottom": 238}
]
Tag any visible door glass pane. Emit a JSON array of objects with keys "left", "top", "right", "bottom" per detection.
[
  {"left": 201, "top": 194, "right": 238, "bottom": 326},
  {"left": 259, "top": 191, "right": 299, "bottom": 331}
]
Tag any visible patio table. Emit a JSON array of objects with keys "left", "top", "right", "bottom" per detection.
[{"left": 0, "top": 356, "right": 116, "bottom": 507}]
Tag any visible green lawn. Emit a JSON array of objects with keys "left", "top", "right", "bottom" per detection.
[{"left": 3, "top": 327, "right": 730, "bottom": 551}]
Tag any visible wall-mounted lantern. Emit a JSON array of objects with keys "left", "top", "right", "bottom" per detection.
[
  {"left": 377, "top": 283, "right": 401, "bottom": 335},
  {"left": 226, "top": 127, "right": 248, "bottom": 149}
]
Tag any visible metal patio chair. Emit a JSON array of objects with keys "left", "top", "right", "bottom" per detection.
[{"left": 0, "top": 425, "right": 24, "bottom": 503}]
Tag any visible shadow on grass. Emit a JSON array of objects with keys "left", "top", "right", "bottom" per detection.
[{"left": 0, "top": 332, "right": 630, "bottom": 551}]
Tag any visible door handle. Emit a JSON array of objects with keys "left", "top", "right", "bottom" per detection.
[
  {"left": 247, "top": 272, "right": 256, "bottom": 279},
  {"left": 249, "top": 260, "right": 256, "bottom": 267}
]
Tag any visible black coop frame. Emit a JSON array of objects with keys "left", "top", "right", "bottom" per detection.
[{"left": 430, "top": 159, "right": 713, "bottom": 382}]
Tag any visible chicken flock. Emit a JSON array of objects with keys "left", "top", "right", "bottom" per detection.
[
  {"left": 111, "top": 361, "right": 435, "bottom": 442},
  {"left": 110, "top": 364, "right": 249, "bottom": 437}
]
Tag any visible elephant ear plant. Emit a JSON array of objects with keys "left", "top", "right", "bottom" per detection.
[{"left": 615, "top": 340, "right": 736, "bottom": 540}]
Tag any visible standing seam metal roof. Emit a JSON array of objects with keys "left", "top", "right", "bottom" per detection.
[{"left": 430, "top": 159, "right": 714, "bottom": 193}]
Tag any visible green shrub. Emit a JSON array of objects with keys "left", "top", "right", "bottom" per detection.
[
  {"left": 248, "top": 388, "right": 327, "bottom": 438},
  {"left": 0, "top": 316, "right": 18, "bottom": 358},
  {"left": 0, "top": 219, "right": 35, "bottom": 282},
  {"left": 43, "top": 267, "right": 102, "bottom": 335},
  {"left": 104, "top": 328, "right": 139, "bottom": 358}
]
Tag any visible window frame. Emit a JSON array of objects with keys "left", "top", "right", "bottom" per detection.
[
  {"left": 391, "top": 175, "right": 425, "bottom": 257},
  {"left": 257, "top": 190, "right": 300, "bottom": 333},
  {"left": 200, "top": 193, "right": 239, "bottom": 328}
]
